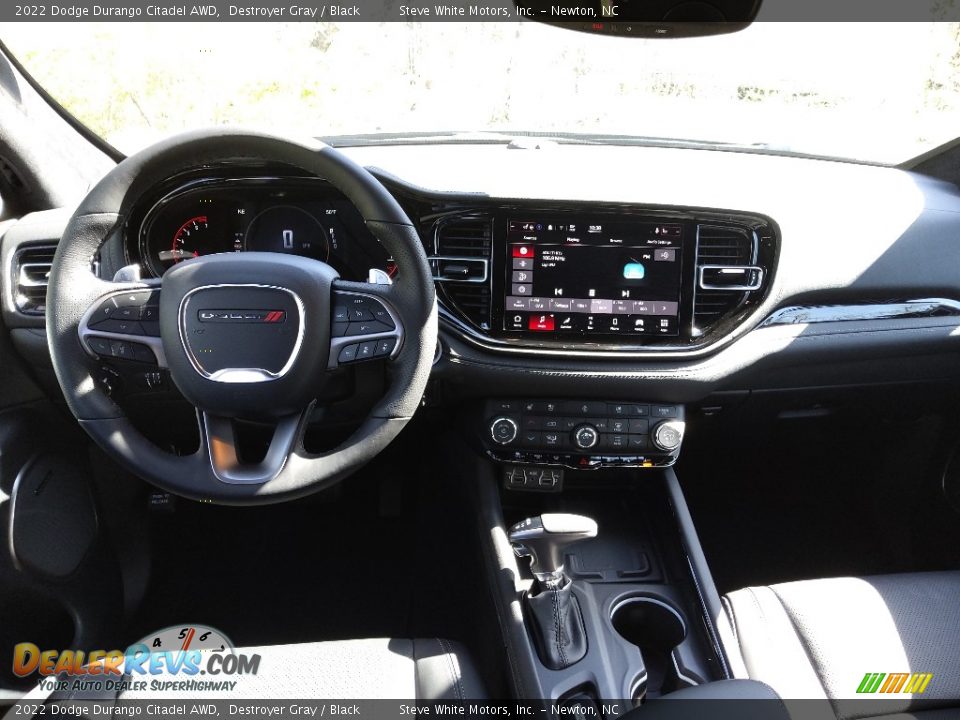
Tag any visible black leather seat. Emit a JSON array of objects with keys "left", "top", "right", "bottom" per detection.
[{"left": 723, "top": 571, "right": 960, "bottom": 716}]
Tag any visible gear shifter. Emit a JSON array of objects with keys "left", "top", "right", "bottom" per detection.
[
  {"left": 509, "top": 513, "right": 598, "bottom": 671},
  {"left": 509, "top": 513, "right": 598, "bottom": 587}
]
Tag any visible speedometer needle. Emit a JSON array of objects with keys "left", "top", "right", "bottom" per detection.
[{"left": 158, "top": 249, "right": 198, "bottom": 261}]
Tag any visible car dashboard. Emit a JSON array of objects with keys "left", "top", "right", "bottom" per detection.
[{"left": 5, "top": 141, "right": 960, "bottom": 438}]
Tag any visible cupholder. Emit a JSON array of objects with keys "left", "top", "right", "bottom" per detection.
[{"left": 610, "top": 596, "right": 687, "bottom": 699}]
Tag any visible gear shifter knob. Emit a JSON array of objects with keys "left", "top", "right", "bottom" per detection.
[{"left": 509, "top": 513, "right": 598, "bottom": 587}]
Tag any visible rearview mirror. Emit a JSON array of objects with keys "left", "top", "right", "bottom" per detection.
[{"left": 514, "top": 0, "right": 759, "bottom": 37}]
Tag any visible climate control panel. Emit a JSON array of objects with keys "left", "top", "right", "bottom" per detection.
[{"left": 482, "top": 399, "right": 685, "bottom": 469}]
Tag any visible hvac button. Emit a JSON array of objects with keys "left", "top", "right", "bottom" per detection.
[
  {"left": 629, "top": 419, "right": 649, "bottom": 434},
  {"left": 652, "top": 405, "right": 679, "bottom": 418},
  {"left": 609, "top": 418, "right": 629, "bottom": 434}
]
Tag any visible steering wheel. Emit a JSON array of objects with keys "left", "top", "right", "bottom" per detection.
[{"left": 46, "top": 130, "right": 437, "bottom": 504}]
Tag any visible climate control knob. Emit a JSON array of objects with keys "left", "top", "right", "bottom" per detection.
[
  {"left": 490, "top": 417, "right": 519, "bottom": 446},
  {"left": 652, "top": 420, "right": 686, "bottom": 452},
  {"left": 572, "top": 424, "right": 599, "bottom": 450}
]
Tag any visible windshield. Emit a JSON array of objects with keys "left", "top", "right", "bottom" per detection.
[{"left": 5, "top": 21, "right": 960, "bottom": 164}]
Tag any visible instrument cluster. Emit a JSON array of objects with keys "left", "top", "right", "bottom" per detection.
[{"left": 136, "top": 178, "right": 395, "bottom": 281}]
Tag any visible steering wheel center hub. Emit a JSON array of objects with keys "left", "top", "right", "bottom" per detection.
[
  {"left": 179, "top": 284, "right": 304, "bottom": 383},
  {"left": 160, "top": 252, "right": 338, "bottom": 419}
]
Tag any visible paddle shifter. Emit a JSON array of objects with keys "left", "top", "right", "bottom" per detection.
[{"left": 509, "top": 514, "right": 598, "bottom": 670}]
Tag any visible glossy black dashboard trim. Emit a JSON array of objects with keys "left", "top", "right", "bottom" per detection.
[{"left": 760, "top": 299, "right": 960, "bottom": 326}]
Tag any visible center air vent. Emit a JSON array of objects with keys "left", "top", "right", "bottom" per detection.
[
  {"left": 13, "top": 244, "right": 56, "bottom": 315},
  {"left": 694, "top": 225, "right": 759, "bottom": 332},
  {"left": 431, "top": 215, "right": 492, "bottom": 330}
]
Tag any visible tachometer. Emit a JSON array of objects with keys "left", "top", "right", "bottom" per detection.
[{"left": 158, "top": 215, "right": 210, "bottom": 264}]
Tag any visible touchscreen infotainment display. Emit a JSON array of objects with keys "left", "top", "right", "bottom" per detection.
[{"left": 503, "top": 218, "right": 683, "bottom": 337}]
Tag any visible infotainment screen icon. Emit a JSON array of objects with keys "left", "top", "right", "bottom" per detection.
[{"left": 503, "top": 218, "right": 683, "bottom": 337}]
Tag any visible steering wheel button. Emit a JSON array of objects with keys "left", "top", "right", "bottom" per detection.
[
  {"left": 349, "top": 308, "right": 374, "bottom": 321},
  {"left": 86, "top": 337, "right": 113, "bottom": 357},
  {"left": 357, "top": 341, "right": 376, "bottom": 360},
  {"left": 140, "top": 306, "right": 159, "bottom": 321},
  {"left": 109, "top": 340, "right": 134, "bottom": 359},
  {"left": 346, "top": 320, "right": 392, "bottom": 336},
  {"left": 89, "top": 300, "right": 118, "bottom": 325},
  {"left": 332, "top": 322, "right": 349, "bottom": 337},
  {"left": 114, "top": 291, "right": 155, "bottom": 308},
  {"left": 95, "top": 319, "right": 144, "bottom": 335},
  {"left": 374, "top": 338, "right": 397, "bottom": 357},
  {"left": 333, "top": 306, "right": 350, "bottom": 322},
  {"left": 370, "top": 307, "right": 395, "bottom": 328},
  {"left": 131, "top": 343, "right": 156, "bottom": 364},
  {"left": 115, "top": 306, "right": 140, "bottom": 321},
  {"left": 141, "top": 321, "right": 160, "bottom": 337},
  {"left": 337, "top": 344, "right": 359, "bottom": 364}
]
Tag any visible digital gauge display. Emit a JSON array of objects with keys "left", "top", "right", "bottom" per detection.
[{"left": 138, "top": 180, "right": 392, "bottom": 282}]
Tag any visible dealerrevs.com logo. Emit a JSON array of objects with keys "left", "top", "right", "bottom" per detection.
[
  {"left": 13, "top": 625, "right": 261, "bottom": 694},
  {"left": 857, "top": 672, "right": 933, "bottom": 694}
]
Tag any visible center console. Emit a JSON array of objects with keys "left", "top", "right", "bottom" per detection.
[
  {"left": 470, "top": 464, "right": 730, "bottom": 710},
  {"left": 462, "top": 397, "right": 735, "bottom": 711}
]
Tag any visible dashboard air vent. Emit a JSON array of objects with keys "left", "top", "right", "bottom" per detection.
[
  {"left": 694, "top": 225, "right": 755, "bottom": 331},
  {"left": 13, "top": 244, "right": 56, "bottom": 315},
  {"left": 444, "top": 284, "right": 492, "bottom": 330},
  {"left": 432, "top": 215, "right": 492, "bottom": 331},
  {"left": 435, "top": 217, "right": 492, "bottom": 258}
]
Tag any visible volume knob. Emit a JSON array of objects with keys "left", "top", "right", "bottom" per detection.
[{"left": 490, "top": 417, "right": 519, "bottom": 446}]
